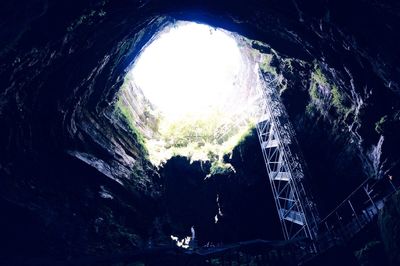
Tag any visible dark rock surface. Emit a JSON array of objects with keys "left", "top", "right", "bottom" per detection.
[
  {"left": 379, "top": 191, "right": 400, "bottom": 265},
  {"left": 1, "top": 0, "right": 400, "bottom": 262},
  {"left": 160, "top": 130, "right": 281, "bottom": 245}
]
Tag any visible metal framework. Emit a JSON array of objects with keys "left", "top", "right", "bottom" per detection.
[
  {"left": 256, "top": 72, "right": 320, "bottom": 241},
  {"left": 253, "top": 71, "right": 399, "bottom": 259}
]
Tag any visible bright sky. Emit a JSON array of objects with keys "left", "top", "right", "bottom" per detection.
[{"left": 130, "top": 22, "right": 243, "bottom": 120}]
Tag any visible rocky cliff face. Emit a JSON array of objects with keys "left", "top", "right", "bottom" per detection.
[
  {"left": 1, "top": 0, "right": 399, "bottom": 262},
  {"left": 159, "top": 129, "right": 282, "bottom": 246},
  {"left": 379, "top": 191, "right": 400, "bottom": 265}
]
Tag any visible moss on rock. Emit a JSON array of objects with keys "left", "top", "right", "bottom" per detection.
[
  {"left": 115, "top": 97, "right": 148, "bottom": 156},
  {"left": 307, "top": 65, "right": 351, "bottom": 118},
  {"left": 375, "top": 115, "right": 388, "bottom": 134}
]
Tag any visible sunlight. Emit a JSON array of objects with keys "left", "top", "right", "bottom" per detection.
[
  {"left": 118, "top": 22, "right": 264, "bottom": 166},
  {"left": 130, "top": 22, "right": 242, "bottom": 120}
]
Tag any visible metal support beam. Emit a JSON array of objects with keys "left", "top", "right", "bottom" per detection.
[{"left": 255, "top": 72, "right": 320, "bottom": 242}]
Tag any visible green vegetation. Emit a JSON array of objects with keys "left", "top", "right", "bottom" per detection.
[
  {"left": 283, "top": 58, "right": 294, "bottom": 72},
  {"left": 306, "top": 68, "right": 324, "bottom": 114},
  {"left": 116, "top": 81, "right": 257, "bottom": 167},
  {"left": 375, "top": 115, "right": 388, "bottom": 134},
  {"left": 331, "top": 85, "right": 349, "bottom": 115},
  {"left": 163, "top": 115, "right": 220, "bottom": 149},
  {"left": 222, "top": 121, "right": 255, "bottom": 154},
  {"left": 309, "top": 82, "right": 319, "bottom": 102},
  {"left": 209, "top": 160, "right": 235, "bottom": 176},
  {"left": 115, "top": 97, "right": 148, "bottom": 155},
  {"left": 250, "top": 40, "right": 278, "bottom": 76},
  {"left": 115, "top": 75, "right": 258, "bottom": 168},
  {"left": 305, "top": 103, "right": 315, "bottom": 115},
  {"left": 114, "top": 34, "right": 265, "bottom": 170},
  {"left": 147, "top": 115, "right": 256, "bottom": 166},
  {"left": 312, "top": 67, "right": 328, "bottom": 87},
  {"left": 308, "top": 66, "right": 351, "bottom": 116},
  {"left": 259, "top": 54, "right": 277, "bottom": 75}
]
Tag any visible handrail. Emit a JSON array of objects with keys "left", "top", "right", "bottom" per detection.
[{"left": 316, "top": 178, "right": 371, "bottom": 226}]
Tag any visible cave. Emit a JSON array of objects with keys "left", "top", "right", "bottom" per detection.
[{"left": 1, "top": 1, "right": 400, "bottom": 265}]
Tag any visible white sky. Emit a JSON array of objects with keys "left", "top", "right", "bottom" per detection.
[{"left": 130, "top": 22, "right": 243, "bottom": 120}]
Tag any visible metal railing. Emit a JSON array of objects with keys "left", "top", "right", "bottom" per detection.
[
  {"left": 256, "top": 71, "right": 320, "bottom": 244},
  {"left": 255, "top": 70, "right": 399, "bottom": 259}
]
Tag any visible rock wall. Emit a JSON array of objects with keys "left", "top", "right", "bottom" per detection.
[
  {"left": 0, "top": 0, "right": 399, "bottom": 261},
  {"left": 379, "top": 191, "right": 400, "bottom": 265}
]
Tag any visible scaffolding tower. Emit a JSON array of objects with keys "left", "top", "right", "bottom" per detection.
[{"left": 256, "top": 72, "right": 320, "bottom": 242}]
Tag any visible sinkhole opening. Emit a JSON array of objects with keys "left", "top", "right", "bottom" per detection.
[{"left": 115, "top": 21, "right": 268, "bottom": 168}]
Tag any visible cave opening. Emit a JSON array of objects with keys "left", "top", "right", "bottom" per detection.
[
  {"left": 115, "top": 21, "right": 267, "bottom": 168},
  {"left": 111, "top": 20, "right": 284, "bottom": 245},
  {"left": 2, "top": 1, "right": 400, "bottom": 264}
]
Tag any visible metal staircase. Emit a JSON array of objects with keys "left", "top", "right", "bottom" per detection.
[
  {"left": 255, "top": 72, "right": 320, "bottom": 242},
  {"left": 255, "top": 70, "right": 399, "bottom": 260}
]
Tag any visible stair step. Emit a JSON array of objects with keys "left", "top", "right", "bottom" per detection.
[
  {"left": 258, "top": 113, "right": 270, "bottom": 123},
  {"left": 261, "top": 139, "right": 279, "bottom": 149},
  {"left": 271, "top": 171, "right": 290, "bottom": 181},
  {"left": 279, "top": 209, "right": 305, "bottom": 226}
]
